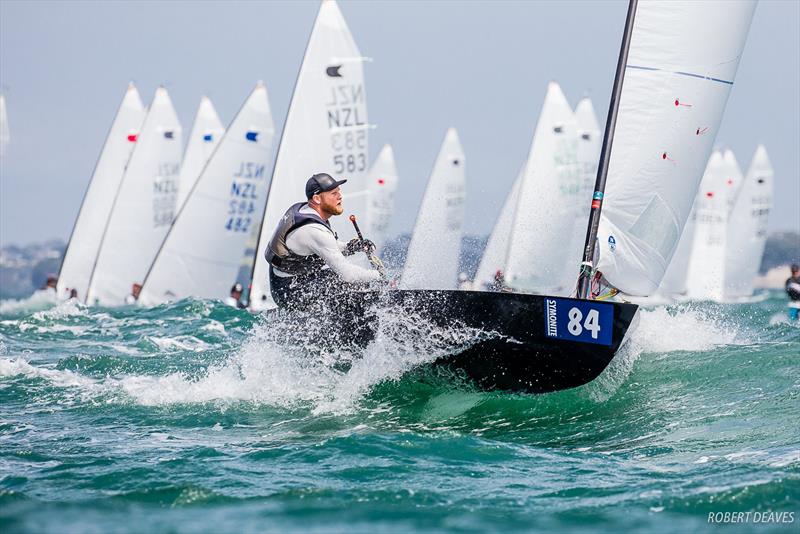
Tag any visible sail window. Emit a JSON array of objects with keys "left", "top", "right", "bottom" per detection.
[{"left": 628, "top": 194, "right": 678, "bottom": 261}]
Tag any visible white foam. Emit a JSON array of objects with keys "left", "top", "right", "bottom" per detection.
[
  {"left": 0, "top": 357, "right": 101, "bottom": 390},
  {"left": 0, "top": 289, "right": 58, "bottom": 314},
  {"left": 148, "top": 336, "right": 210, "bottom": 352},
  {"left": 633, "top": 305, "right": 740, "bottom": 353},
  {"left": 119, "top": 306, "right": 493, "bottom": 413}
]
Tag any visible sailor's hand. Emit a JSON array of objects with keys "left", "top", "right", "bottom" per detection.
[
  {"left": 344, "top": 238, "right": 362, "bottom": 256},
  {"left": 361, "top": 239, "right": 376, "bottom": 254}
]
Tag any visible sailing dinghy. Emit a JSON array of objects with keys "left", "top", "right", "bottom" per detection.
[
  {"left": 248, "top": 0, "right": 370, "bottom": 311},
  {"left": 401, "top": 128, "right": 466, "bottom": 290},
  {"left": 57, "top": 84, "right": 146, "bottom": 301},
  {"left": 85, "top": 87, "right": 183, "bottom": 306},
  {"left": 366, "top": 144, "right": 399, "bottom": 254},
  {"left": 138, "top": 84, "right": 275, "bottom": 305},
  {"left": 262, "top": 0, "right": 756, "bottom": 394},
  {"left": 176, "top": 96, "right": 225, "bottom": 210}
]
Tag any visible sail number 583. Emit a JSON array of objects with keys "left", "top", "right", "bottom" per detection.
[{"left": 567, "top": 307, "right": 601, "bottom": 339}]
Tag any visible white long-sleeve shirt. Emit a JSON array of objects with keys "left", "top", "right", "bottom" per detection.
[{"left": 275, "top": 206, "right": 381, "bottom": 284}]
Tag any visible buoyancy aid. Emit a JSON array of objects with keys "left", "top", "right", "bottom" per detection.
[{"left": 265, "top": 202, "right": 338, "bottom": 276}]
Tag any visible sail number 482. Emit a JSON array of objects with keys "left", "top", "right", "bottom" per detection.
[{"left": 567, "top": 307, "right": 601, "bottom": 339}]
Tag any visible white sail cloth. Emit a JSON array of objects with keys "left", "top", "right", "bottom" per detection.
[
  {"left": 176, "top": 96, "right": 225, "bottom": 209},
  {"left": 86, "top": 87, "right": 183, "bottom": 306},
  {"left": 595, "top": 0, "right": 757, "bottom": 296},
  {"left": 724, "top": 145, "right": 773, "bottom": 299},
  {"left": 473, "top": 165, "right": 523, "bottom": 291},
  {"left": 684, "top": 150, "right": 734, "bottom": 301},
  {"left": 505, "top": 82, "right": 582, "bottom": 295},
  {"left": 366, "top": 144, "right": 399, "bottom": 253},
  {"left": 401, "top": 128, "right": 465, "bottom": 290},
  {"left": 249, "top": 0, "right": 368, "bottom": 310},
  {"left": 139, "top": 84, "right": 275, "bottom": 305},
  {"left": 57, "top": 84, "right": 146, "bottom": 301}
]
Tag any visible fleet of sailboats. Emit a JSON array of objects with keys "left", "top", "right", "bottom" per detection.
[{"left": 44, "top": 0, "right": 770, "bottom": 331}]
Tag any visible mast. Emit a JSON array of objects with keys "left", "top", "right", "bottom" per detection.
[{"left": 576, "top": 0, "right": 638, "bottom": 299}]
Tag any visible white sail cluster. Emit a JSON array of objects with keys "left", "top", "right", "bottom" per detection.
[
  {"left": 671, "top": 146, "right": 773, "bottom": 302},
  {"left": 52, "top": 0, "right": 765, "bottom": 311},
  {"left": 475, "top": 84, "right": 599, "bottom": 295}
]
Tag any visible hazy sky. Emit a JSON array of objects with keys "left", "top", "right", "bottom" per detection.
[{"left": 1, "top": 0, "right": 798, "bottom": 247}]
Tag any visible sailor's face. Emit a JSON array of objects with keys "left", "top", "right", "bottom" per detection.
[{"left": 318, "top": 187, "right": 343, "bottom": 216}]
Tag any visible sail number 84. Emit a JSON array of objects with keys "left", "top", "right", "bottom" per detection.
[
  {"left": 544, "top": 298, "right": 613, "bottom": 346},
  {"left": 567, "top": 307, "right": 601, "bottom": 339}
]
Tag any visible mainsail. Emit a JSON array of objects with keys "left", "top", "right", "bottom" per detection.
[
  {"left": 401, "top": 128, "right": 465, "bottom": 290},
  {"left": 366, "top": 144, "right": 399, "bottom": 253},
  {"left": 505, "top": 82, "right": 581, "bottom": 295},
  {"left": 176, "top": 96, "right": 225, "bottom": 209},
  {"left": 684, "top": 150, "right": 731, "bottom": 301},
  {"left": 139, "top": 84, "right": 275, "bottom": 305},
  {"left": 86, "top": 87, "right": 183, "bottom": 305},
  {"left": 723, "top": 145, "right": 773, "bottom": 299},
  {"left": 473, "top": 164, "right": 523, "bottom": 291},
  {"left": 248, "top": 0, "right": 368, "bottom": 310},
  {"left": 57, "top": 84, "right": 146, "bottom": 301},
  {"left": 591, "top": 0, "right": 757, "bottom": 297}
]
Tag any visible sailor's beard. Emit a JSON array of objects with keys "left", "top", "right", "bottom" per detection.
[{"left": 322, "top": 202, "right": 343, "bottom": 216}]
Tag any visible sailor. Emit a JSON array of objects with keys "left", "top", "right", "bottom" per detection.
[
  {"left": 125, "top": 283, "right": 142, "bottom": 305},
  {"left": 265, "top": 173, "right": 383, "bottom": 309},
  {"left": 487, "top": 269, "right": 509, "bottom": 292},
  {"left": 41, "top": 275, "right": 58, "bottom": 292},
  {"left": 225, "top": 283, "right": 246, "bottom": 309},
  {"left": 786, "top": 264, "right": 800, "bottom": 321}
]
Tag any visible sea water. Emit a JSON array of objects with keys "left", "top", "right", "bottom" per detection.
[{"left": 0, "top": 292, "right": 797, "bottom": 533}]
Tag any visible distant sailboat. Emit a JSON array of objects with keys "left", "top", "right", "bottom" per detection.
[
  {"left": 401, "top": 128, "right": 465, "bottom": 290},
  {"left": 86, "top": 87, "right": 183, "bottom": 306},
  {"left": 57, "top": 84, "right": 146, "bottom": 301},
  {"left": 248, "top": 0, "right": 369, "bottom": 310},
  {"left": 505, "top": 82, "right": 581, "bottom": 295},
  {"left": 366, "top": 144, "right": 399, "bottom": 253},
  {"left": 724, "top": 145, "right": 773, "bottom": 299},
  {"left": 473, "top": 163, "right": 523, "bottom": 291},
  {"left": 0, "top": 94, "right": 9, "bottom": 158},
  {"left": 138, "top": 84, "right": 275, "bottom": 306},
  {"left": 176, "top": 96, "right": 225, "bottom": 209},
  {"left": 684, "top": 150, "right": 736, "bottom": 301}
]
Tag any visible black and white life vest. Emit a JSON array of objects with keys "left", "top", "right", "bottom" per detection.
[{"left": 265, "top": 202, "right": 338, "bottom": 276}]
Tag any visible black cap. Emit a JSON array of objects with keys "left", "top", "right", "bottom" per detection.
[{"left": 305, "top": 173, "right": 347, "bottom": 199}]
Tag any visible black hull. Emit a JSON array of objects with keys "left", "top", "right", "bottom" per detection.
[{"left": 267, "top": 289, "right": 639, "bottom": 395}]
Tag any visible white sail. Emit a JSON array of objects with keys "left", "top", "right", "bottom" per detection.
[
  {"left": 568, "top": 96, "right": 602, "bottom": 283},
  {"left": 176, "top": 96, "right": 225, "bottom": 209},
  {"left": 401, "top": 128, "right": 465, "bottom": 290},
  {"left": 57, "top": 84, "right": 146, "bottom": 301},
  {"left": 366, "top": 144, "right": 399, "bottom": 253},
  {"left": 657, "top": 196, "right": 698, "bottom": 297},
  {"left": 723, "top": 145, "right": 772, "bottom": 299},
  {"left": 86, "top": 87, "right": 183, "bottom": 306},
  {"left": 595, "top": 1, "right": 757, "bottom": 296},
  {"left": 0, "top": 94, "right": 8, "bottom": 157},
  {"left": 139, "top": 84, "right": 275, "bottom": 306},
  {"left": 505, "top": 82, "right": 582, "bottom": 295},
  {"left": 474, "top": 164, "right": 523, "bottom": 291},
  {"left": 684, "top": 150, "right": 731, "bottom": 301},
  {"left": 248, "top": 0, "right": 368, "bottom": 310}
]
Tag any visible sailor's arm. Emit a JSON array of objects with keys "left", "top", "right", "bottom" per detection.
[{"left": 306, "top": 226, "right": 381, "bottom": 283}]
